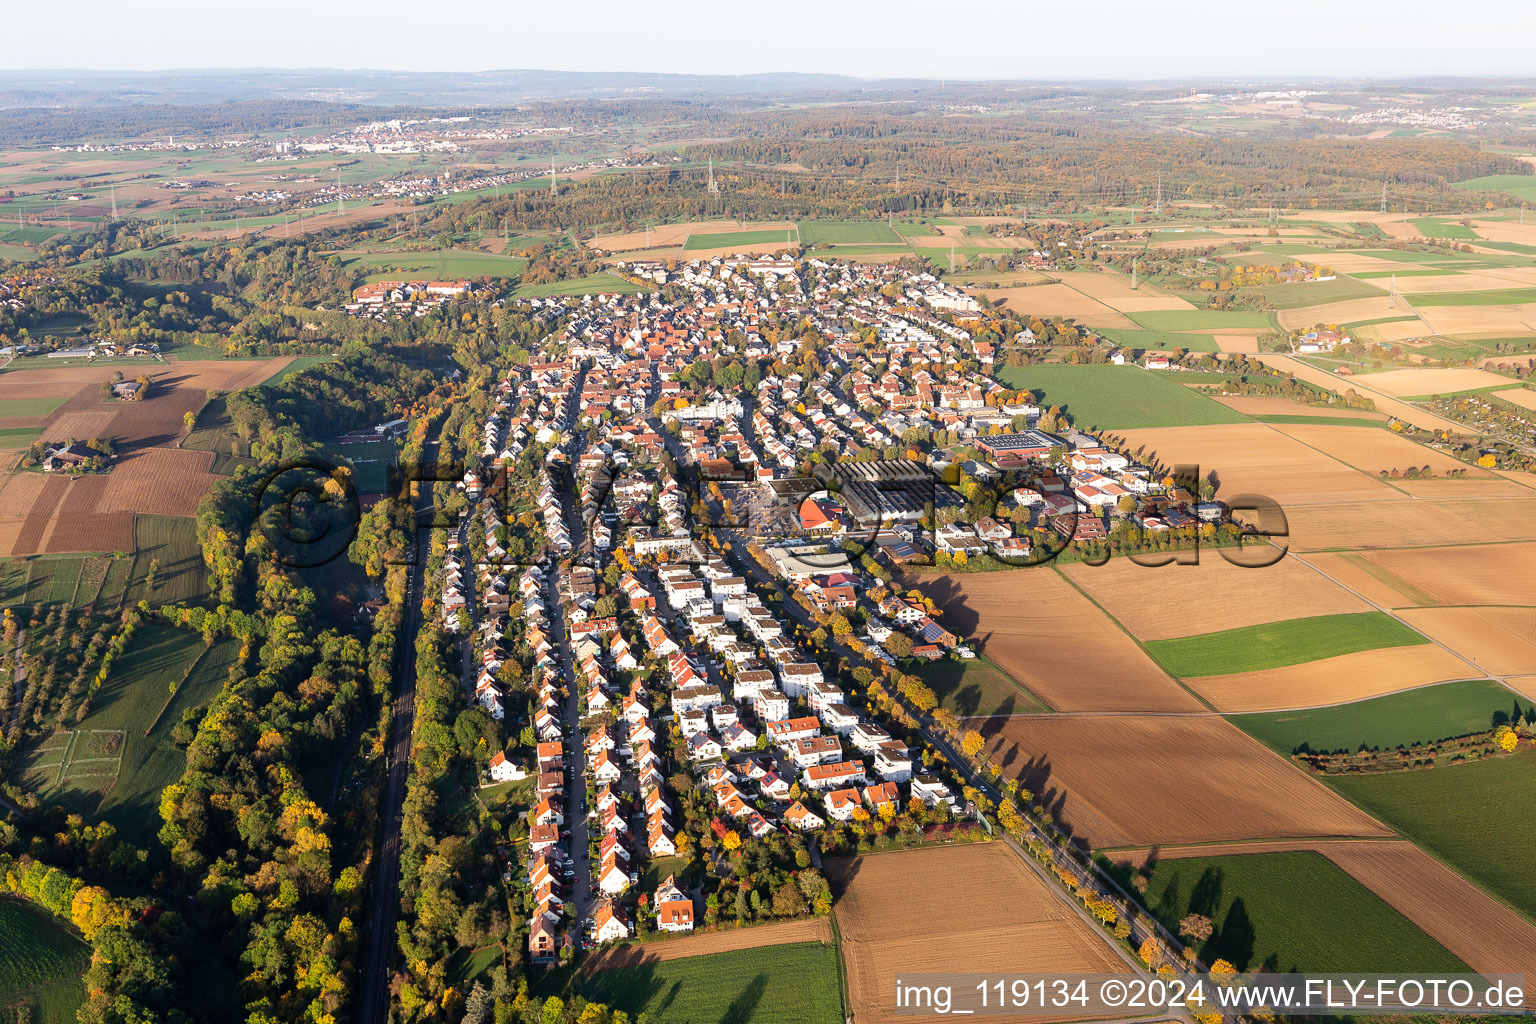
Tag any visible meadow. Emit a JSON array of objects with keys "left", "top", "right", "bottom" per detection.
[
  {"left": 1228, "top": 678, "right": 1516, "bottom": 754},
  {"left": 0, "top": 397, "right": 66, "bottom": 417},
  {"left": 0, "top": 897, "right": 89, "bottom": 1024},
  {"left": 916, "top": 654, "right": 1047, "bottom": 717},
  {"left": 576, "top": 942, "right": 843, "bottom": 1024},
  {"left": 1330, "top": 751, "right": 1536, "bottom": 920},
  {"left": 1452, "top": 174, "right": 1536, "bottom": 203},
  {"left": 795, "top": 220, "right": 902, "bottom": 245},
  {"left": 1245, "top": 278, "right": 1384, "bottom": 309},
  {"left": 1144, "top": 851, "right": 1467, "bottom": 973},
  {"left": 1145, "top": 612, "right": 1428, "bottom": 677},
  {"left": 1127, "top": 310, "right": 1274, "bottom": 331},
  {"left": 1412, "top": 218, "right": 1479, "bottom": 239},
  {"left": 1404, "top": 287, "right": 1536, "bottom": 306},
  {"left": 338, "top": 249, "right": 527, "bottom": 281},
  {"left": 1096, "top": 328, "right": 1220, "bottom": 352},
  {"left": 682, "top": 229, "right": 794, "bottom": 251},
  {"left": 18, "top": 623, "right": 237, "bottom": 846},
  {"left": 512, "top": 274, "right": 648, "bottom": 298},
  {"left": 997, "top": 364, "right": 1249, "bottom": 429}
]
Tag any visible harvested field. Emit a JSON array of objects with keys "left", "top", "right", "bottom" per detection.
[
  {"left": 1056, "top": 270, "right": 1194, "bottom": 312},
  {"left": 1109, "top": 839, "right": 1536, "bottom": 977},
  {"left": 969, "top": 715, "right": 1391, "bottom": 848},
  {"left": 1179, "top": 645, "right": 1477, "bottom": 713},
  {"left": 1396, "top": 606, "right": 1536, "bottom": 676},
  {"left": 1256, "top": 354, "right": 1464, "bottom": 433},
  {"left": 1272, "top": 422, "right": 1496, "bottom": 478},
  {"left": 42, "top": 408, "right": 118, "bottom": 441},
  {"left": 982, "top": 284, "right": 1135, "bottom": 328},
  {"left": 1115, "top": 423, "right": 1397, "bottom": 506},
  {"left": 1493, "top": 387, "right": 1536, "bottom": 410},
  {"left": 1215, "top": 334, "right": 1262, "bottom": 353},
  {"left": 1058, "top": 555, "right": 1368, "bottom": 643},
  {"left": 914, "top": 570, "right": 1202, "bottom": 712},
  {"left": 1346, "top": 541, "right": 1536, "bottom": 606},
  {"left": 1509, "top": 676, "right": 1536, "bottom": 702},
  {"left": 1413, "top": 303, "right": 1536, "bottom": 335},
  {"left": 582, "top": 916, "right": 832, "bottom": 971},
  {"left": 1346, "top": 367, "right": 1517, "bottom": 397},
  {"left": 828, "top": 844, "right": 1129, "bottom": 1024},
  {"left": 1211, "top": 396, "right": 1386, "bottom": 420},
  {"left": 1356, "top": 318, "right": 1434, "bottom": 342},
  {"left": 1283, "top": 496, "right": 1536, "bottom": 551},
  {"left": 97, "top": 448, "right": 216, "bottom": 516},
  {"left": 1275, "top": 296, "right": 1407, "bottom": 332}
]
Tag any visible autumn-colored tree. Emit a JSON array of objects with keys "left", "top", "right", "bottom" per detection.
[
  {"left": 960, "top": 730, "right": 986, "bottom": 758},
  {"left": 1179, "top": 912, "right": 1214, "bottom": 944}
]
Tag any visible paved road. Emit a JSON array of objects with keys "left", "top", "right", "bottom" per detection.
[{"left": 358, "top": 438, "right": 439, "bottom": 1024}]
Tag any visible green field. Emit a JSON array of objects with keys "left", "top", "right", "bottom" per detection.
[
  {"left": 1412, "top": 218, "right": 1478, "bottom": 240},
  {"left": 1330, "top": 752, "right": 1536, "bottom": 920},
  {"left": 1144, "top": 851, "right": 1466, "bottom": 973},
  {"left": 1127, "top": 310, "right": 1274, "bottom": 331},
  {"left": 0, "top": 897, "right": 89, "bottom": 1024},
  {"left": 338, "top": 249, "right": 527, "bottom": 282},
  {"left": 260, "top": 354, "right": 336, "bottom": 387},
  {"left": 577, "top": 942, "right": 842, "bottom": 1024},
  {"left": 1096, "top": 328, "right": 1220, "bottom": 353},
  {"left": 1405, "top": 287, "right": 1536, "bottom": 306},
  {"left": 1350, "top": 269, "right": 1456, "bottom": 280},
  {"left": 1229, "top": 678, "right": 1515, "bottom": 754},
  {"left": 997, "top": 364, "right": 1249, "bottom": 429},
  {"left": 1145, "top": 612, "right": 1427, "bottom": 677},
  {"left": 917, "top": 655, "right": 1048, "bottom": 717},
  {"left": 796, "top": 220, "right": 902, "bottom": 246},
  {"left": 1248, "top": 278, "right": 1384, "bottom": 309},
  {"left": 0, "top": 226, "right": 58, "bottom": 245},
  {"left": 16, "top": 623, "right": 238, "bottom": 846},
  {"left": 0, "top": 553, "right": 130, "bottom": 609},
  {"left": 512, "top": 274, "right": 649, "bottom": 298},
  {"left": 124, "top": 515, "right": 209, "bottom": 606},
  {"left": 1452, "top": 174, "right": 1536, "bottom": 203},
  {"left": 893, "top": 222, "right": 941, "bottom": 238},
  {"left": 682, "top": 229, "right": 796, "bottom": 251},
  {"left": 0, "top": 397, "right": 65, "bottom": 417}
]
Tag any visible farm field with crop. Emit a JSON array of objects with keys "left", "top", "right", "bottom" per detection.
[
  {"left": 1329, "top": 751, "right": 1536, "bottom": 920},
  {"left": 1144, "top": 612, "right": 1429, "bottom": 677},
  {"left": 0, "top": 897, "right": 89, "bottom": 1024},
  {"left": 1127, "top": 310, "right": 1273, "bottom": 331},
  {"left": 795, "top": 220, "right": 902, "bottom": 245},
  {"left": 1228, "top": 678, "right": 1517, "bottom": 754},
  {"left": 997, "top": 364, "right": 1247, "bottom": 429},
  {"left": 337, "top": 249, "right": 527, "bottom": 279},
  {"left": 1144, "top": 850, "right": 1465, "bottom": 972},
  {"left": 682, "top": 228, "right": 794, "bottom": 251},
  {"left": 576, "top": 941, "right": 842, "bottom": 1024},
  {"left": 828, "top": 844, "right": 1129, "bottom": 1024}
]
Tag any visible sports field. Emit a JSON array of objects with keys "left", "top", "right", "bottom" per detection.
[
  {"left": 1227, "top": 678, "right": 1515, "bottom": 754},
  {"left": 1145, "top": 612, "right": 1428, "bottom": 677},
  {"left": 577, "top": 942, "right": 842, "bottom": 1024},
  {"left": 996, "top": 364, "right": 1248, "bottom": 429},
  {"left": 0, "top": 897, "right": 89, "bottom": 1024},
  {"left": 1144, "top": 851, "right": 1466, "bottom": 973},
  {"left": 1329, "top": 751, "right": 1536, "bottom": 920}
]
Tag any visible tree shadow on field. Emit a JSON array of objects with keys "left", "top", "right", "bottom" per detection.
[
  {"left": 719, "top": 973, "right": 768, "bottom": 1024},
  {"left": 1208, "top": 897, "right": 1256, "bottom": 971}
]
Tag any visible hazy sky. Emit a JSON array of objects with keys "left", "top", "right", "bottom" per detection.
[{"left": 8, "top": 0, "right": 1534, "bottom": 80}]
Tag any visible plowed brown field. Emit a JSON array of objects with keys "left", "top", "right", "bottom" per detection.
[
  {"left": 1282, "top": 496, "right": 1536, "bottom": 551},
  {"left": 828, "top": 844, "right": 1130, "bottom": 1024},
  {"left": 1179, "top": 645, "right": 1478, "bottom": 712},
  {"left": 914, "top": 570, "right": 1202, "bottom": 712},
  {"left": 1348, "top": 542, "right": 1536, "bottom": 606},
  {"left": 969, "top": 715, "right": 1392, "bottom": 848},
  {"left": 1211, "top": 396, "right": 1386, "bottom": 420}
]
